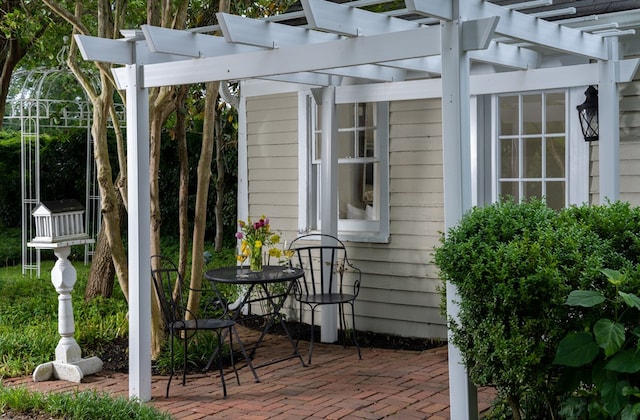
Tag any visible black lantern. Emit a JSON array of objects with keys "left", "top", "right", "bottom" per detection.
[{"left": 577, "top": 85, "right": 599, "bottom": 141}]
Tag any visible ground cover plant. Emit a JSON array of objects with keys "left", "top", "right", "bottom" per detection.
[
  {"left": 0, "top": 386, "right": 172, "bottom": 419},
  {"left": 434, "top": 199, "right": 640, "bottom": 419}
]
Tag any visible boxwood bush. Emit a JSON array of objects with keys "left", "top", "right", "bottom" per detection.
[{"left": 433, "top": 199, "right": 640, "bottom": 419}]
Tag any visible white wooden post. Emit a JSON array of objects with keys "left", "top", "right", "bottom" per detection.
[
  {"left": 126, "top": 40, "right": 152, "bottom": 401},
  {"left": 598, "top": 37, "right": 620, "bottom": 202},
  {"left": 441, "top": 11, "right": 479, "bottom": 420},
  {"left": 320, "top": 85, "right": 339, "bottom": 343}
]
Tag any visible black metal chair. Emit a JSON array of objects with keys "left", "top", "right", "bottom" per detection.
[
  {"left": 151, "top": 255, "right": 248, "bottom": 398},
  {"left": 289, "top": 234, "right": 362, "bottom": 364}
]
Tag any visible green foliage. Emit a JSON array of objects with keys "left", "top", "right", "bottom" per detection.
[
  {"left": 0, "top": 386, "right": 173, "bottom": 419},
  {"left": 0, "top": 262, "right": 127, "bottom": 378},
  {"left": 434, "top": 199, "right": 640, "bottom": 418},
  {"left": 554, "top": 269, "right": 640, "bottom": 419}
]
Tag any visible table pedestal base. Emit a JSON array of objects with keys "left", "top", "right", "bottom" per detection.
[{"left": 33, "top": 357, "right": 103, "bottom": 383}]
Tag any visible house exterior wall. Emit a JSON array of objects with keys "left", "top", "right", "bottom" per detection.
[
  {"left": 245, "top": 92, "right": 448, "bottom": 340},
  {"left": 589, "top": 80, "right": 640, "bottom": 205}
]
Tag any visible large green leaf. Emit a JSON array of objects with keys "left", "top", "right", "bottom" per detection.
[
  {"left": 566, "top": 290, "right": 606, "bottom": 307},
  {"left": 606, "top": 350, "right": 640, "bottom": 373},
  {"left": 601, "top": 268, "right": 625, "bottom": 286},
  {"left": 594, "top": 319, "right": 625, "bottom": 357},
  {"left": 619, "top": 291, "right": 640, "bottom": 311},
  {"left": 602, "top": 378, "right": 629, "bottom": 417},
  {"left": 553, "top": 332, "right": 600, "bottom": 367},
  {"left": 621, "top": 403, "right": 640, "bottom": 420}
]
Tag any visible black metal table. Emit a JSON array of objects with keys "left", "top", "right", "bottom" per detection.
[{"left": 205, "top": 265, "right": 306, "bottom": 378}]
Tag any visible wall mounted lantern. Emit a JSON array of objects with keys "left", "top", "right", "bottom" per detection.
[{"left": 577, "top": 85, "right": 599, "bottom": 141}]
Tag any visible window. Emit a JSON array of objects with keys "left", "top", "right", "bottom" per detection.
[
  {"left": 496, "top": 91, "right": 568, "bottom": 210},
  {"left": 299, "top": 94, "right": 389, "bottom": 242}
]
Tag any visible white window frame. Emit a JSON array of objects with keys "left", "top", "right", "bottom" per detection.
[
  {"left": 298, "top": 92, "right": 390, "bottom": 243},
  {"left": 487, "top": 87, "right": 589, "bottom": 207}
]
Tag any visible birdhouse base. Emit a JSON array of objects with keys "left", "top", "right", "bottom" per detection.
[{"left": 32, "top": 357, "right": 103, "bottom": 383}]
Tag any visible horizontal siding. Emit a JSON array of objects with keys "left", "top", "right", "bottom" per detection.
[
  {"left": 590, "top": 80, "right": 640, "bottom": 207},
  {"left": 347, "top": 98, "right": 447, "bottom": 338},
  {"left": 246, "top": 92, "right": 299, "bottom": 241}
]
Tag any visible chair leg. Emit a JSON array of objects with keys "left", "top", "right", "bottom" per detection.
[
  {"left": 227, "top": 326, "right": 240, "bottom": 386},
  {"left": 166, "top": 332, "right": 175, "bottom": 398},
  {"left": 308, "top": 307, "right": 316, "bottom": 365},
  {"left": 182, "top": 333, "right": 188, "bottom": 386},
  {"left": 216, "top": 330, "right": 228, "bottom": 398},
  {"left": 350, "top": 302, "right": 362, "bottom": 360}
]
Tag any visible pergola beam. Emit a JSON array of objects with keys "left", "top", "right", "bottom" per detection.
[{"left": 141, "top": 25, "right": 442, "bottom": 87}]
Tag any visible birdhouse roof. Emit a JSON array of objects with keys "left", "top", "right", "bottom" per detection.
[{"left": 34, "top": 199, "right": 85, "bottom": 215}]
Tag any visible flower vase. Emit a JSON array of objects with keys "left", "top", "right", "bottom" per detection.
[{"left": 250, "top": 247, "right": 263, "bottom": 272}]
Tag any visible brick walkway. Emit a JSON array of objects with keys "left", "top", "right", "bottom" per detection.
[{"left": 3, "top": 327, "right": 496, "bottom": 419}]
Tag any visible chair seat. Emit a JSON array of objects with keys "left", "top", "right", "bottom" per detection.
[
  {"left": 297, "top": 293, "right": 356, "bottom": 306},
  {"left": 171, "top": 318, "right": 235, "bottom": 331}
]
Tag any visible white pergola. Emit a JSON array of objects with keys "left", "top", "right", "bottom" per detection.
[{"left": 75, "top": 0, "right": 640, "bottom": 417}]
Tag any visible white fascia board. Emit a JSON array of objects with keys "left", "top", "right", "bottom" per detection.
[
  {"left": 469, "top": 41, "right": 541, "bottom": 70},
  {"left": 74, "top": 35, "right": 134, "bottom": 65},
  {"left": 141, "top": 25, "right": 263, "bottom": 58},
  {"left": 217, "top": 12, "right": 341, "bottom": 48},
  {"left": 406, "top": 0, "right": 607, "bottom": 60},
  {"left": 262, "top": 72, "right": 332, "bottom": 86},
  {"left": 319, "top": 64, "right": 407, "bottom": 82},
  {"left": 302, "top": 0, "right": 420, "bottom": 37},
  {"left": 142, "top": 25, "right": 441, "bottom": 88},
  {"left": 243, "top": 58, "right": 640, "bottom": 101}
]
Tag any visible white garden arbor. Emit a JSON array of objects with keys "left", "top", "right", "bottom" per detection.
[{"left": 75, "top": 0, "right": 640, "bottom": 417}]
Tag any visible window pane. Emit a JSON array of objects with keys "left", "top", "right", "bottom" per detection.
[
  {"left": 499, "top": 96, "right": 519, "bottom": 135},
  {"left": 337, "top": 103, "right": 354, "bottom": 129},
  {"left": 338, "top": 131, "right": 355, "bottom": 158},
  {"left": 523, "top": 94, "right": 542, "bottom": 134},
  {"left": 358, "top": 129, "right": 376, "bottom": 158},
  {"left": 523, "top": 181, "right": 542, "bottom": 200},
  {"left": 500, "top": 138, "right": 518, "bottom": 178},
  {"left": 546, "top": 181, "right": 565, "bottom": 210},
  {"left": 500, "top": 181, "right": 519, "bottom": 201},
  {"left": 314, "top": 132, "right": 322, "bottom": 161},
  {"left": 523, "top": 137, "right": 542, "bottom": 178},
  {"left": 338, "top": 162, "right": 378, "bottom": 220},
  {"left": 546, "top": 137, "right": 565, "bottom": 178},
  {"left": 546, "top": 92, "right": 565, "bottom": 133},
  {"left": 358, "top": 103, "right": 374, "bottom": 128}
]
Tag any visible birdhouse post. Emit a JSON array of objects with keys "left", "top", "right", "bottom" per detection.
[{"left": 28, "top": 199, "right": 102, "bottom": 383}]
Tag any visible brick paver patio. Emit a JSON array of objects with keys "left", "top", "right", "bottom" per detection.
[{"left": 3, "top": 327, "right": 496, "bottom": 419}]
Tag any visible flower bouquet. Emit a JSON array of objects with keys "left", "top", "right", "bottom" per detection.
[{"left": 236, "top": 216, "right": 281, "bottom": 272}]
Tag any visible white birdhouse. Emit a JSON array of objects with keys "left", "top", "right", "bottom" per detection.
[{"left": 31, "top": 199, "right": 90, "bottom": 244}]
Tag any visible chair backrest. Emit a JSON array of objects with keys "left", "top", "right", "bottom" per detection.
[
  {"left": 289, "top": 234, "right": 361, "bottom": 297},
  {"left": 151, "top": 255, "right": 184, "bottom": 325}
]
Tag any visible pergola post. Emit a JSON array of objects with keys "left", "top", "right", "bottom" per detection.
[
  {"left": 125, "top": 40, "right": 152, "bottom": 401},
  {"left": 598, "top": 37, "right": 620, "bottom": 202},
  {"left": 319, "top": 85, "right": 339, "bottom": 343},
  {"left": 441, "top": 11, "right": 479, "bottom": 420}
]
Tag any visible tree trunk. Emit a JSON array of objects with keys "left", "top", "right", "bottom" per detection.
[
  {"left": 175, "top": 85, "right": 190, "bottom": 276},
  {"left": 214, "top": 113, "right": 225, "bottom": 251},
  {"left": 84, "top": 227, "right": 115, "bottom": 300},
  {"left": 186, "top": 81, "right": 219, "bottom": 316}
]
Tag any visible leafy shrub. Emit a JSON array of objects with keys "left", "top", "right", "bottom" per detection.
[
  {"left": 554, "top": 268, "right": 640, "bottom": 419},
  {"left": 433, "top": 199, "right": 640, "bottom": 419}
]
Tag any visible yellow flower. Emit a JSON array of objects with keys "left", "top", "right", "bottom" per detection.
[
  {"left": 255, "top": 240, "right": 263, "bottom": 248},
  {"left": 269, "top": 248, "right": 282, "bottom": 258}
]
